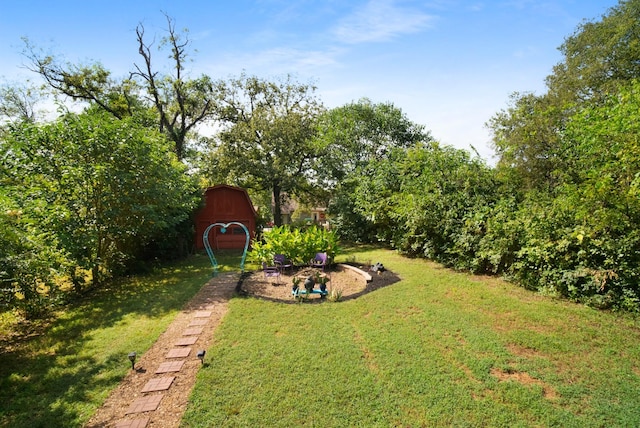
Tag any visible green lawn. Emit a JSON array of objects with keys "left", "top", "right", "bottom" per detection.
[
  {"left": 0, "top": 253, "right": 220, "bottom": 428},
  {"left": 182, "top": 248, "right": 640, "bottom": 427},
  {"left": 2, "top": 247, "right": 640, "bottom": 427}
]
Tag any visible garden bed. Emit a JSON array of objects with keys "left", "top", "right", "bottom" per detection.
[{"left": 237, "top": 263, "right": 400, "bottom": 303}]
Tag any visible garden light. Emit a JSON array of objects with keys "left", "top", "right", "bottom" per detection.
[{"left": 128, "top": 352, "right": 136, "bottom": 370}]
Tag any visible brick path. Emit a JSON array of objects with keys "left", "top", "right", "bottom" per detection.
[{"left": 85, "top": 273, "right": 239, "bottom": 428}]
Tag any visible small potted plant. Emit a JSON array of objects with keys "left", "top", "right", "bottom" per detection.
[
  {"left": 292, "top": 276, "right": 301, "bottom": 294},
  {"left": 315, "top": 272, "right": 329, "bottom": 292}
]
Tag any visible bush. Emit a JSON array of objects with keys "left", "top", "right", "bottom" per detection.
[
  {"left": 0, "top": 197, "right": 70, "bottom": 318},
  {"left": 1, "top": 110, "right": 199, "bottom": 315},
  {"left": 248, "top": 225, "right": 340, "bottom": 265}
]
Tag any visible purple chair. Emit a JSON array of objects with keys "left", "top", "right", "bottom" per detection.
[
  {"left": 262, "top": 262, "right": 280, "bottom": 283},
  {"left": 309, "top": 252, "right": 328, "bottom": 271},
  {"left": 274, "top": 254, "right": 293, "bottom": 274}
]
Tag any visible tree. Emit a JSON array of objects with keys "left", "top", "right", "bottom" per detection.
[
  {"left": 547, "top": 0, "right": 640, "bottom": 103},
  {"left": 312, "top": 99, "right": 431, "bottom": 241},
  {"left": 2, "top": 109, "right": 199, "bottom": 290},
  {"left": 203, "top": 73, "right": 324, "bottom": 226},
  {"left": 131, "top": 14, "right": 217, "bottom": 159},
  {"left": 22, "top": 37, "right": 136, "bottom": 119},
  {"left": 313, "top": 98, "right": 429, "bottom": 184},
  {"left": 0, "top": 81, "right": 44, "bottom": 124},
  {"left": 22, "top": 14, "right": 217, "bottom": 159},
  {"left": 488, "top": 0, "right": 640, "bottom": 188},
  {"left": 486, "top": 91, "right": 567, "bottom": 191}
]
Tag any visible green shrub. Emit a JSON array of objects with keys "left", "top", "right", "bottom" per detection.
[{"left": 248, "top": 225, "right": 340, "bottom": 265}]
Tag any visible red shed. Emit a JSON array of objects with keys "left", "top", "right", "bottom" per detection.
[{"left": 194, "top": 184, "right": 258, "bottom": 250}]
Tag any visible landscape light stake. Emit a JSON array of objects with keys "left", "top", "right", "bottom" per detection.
[
  {"left": 128, "top": 352, "right": 137, "bottom": 370},
  {"left": 197, "top": 350, "right": 206, "bottom": 364}
]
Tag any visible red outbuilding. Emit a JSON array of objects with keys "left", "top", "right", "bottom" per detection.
[{"left": 193, "top": 184, "right": 258, "bottom": 250}]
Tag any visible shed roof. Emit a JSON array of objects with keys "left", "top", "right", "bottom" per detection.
[{"left": 203, "top": 184, "right": 258, "bottom": 218}]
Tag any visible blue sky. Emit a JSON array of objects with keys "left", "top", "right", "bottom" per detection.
[{"left": 0, "top": 0, "right": 618, "bottom": 163}]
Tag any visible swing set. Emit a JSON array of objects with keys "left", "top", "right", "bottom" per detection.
[{"left": 202, "top": 221, "right": 251, "bottom": 276}]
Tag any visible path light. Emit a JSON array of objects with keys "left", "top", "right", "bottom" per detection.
[
  {"left": 197, "top": 350, "right": 206, "bottom": 364},
  {"left": 128, "top": 352, "right": 136, "bottom": 370}
]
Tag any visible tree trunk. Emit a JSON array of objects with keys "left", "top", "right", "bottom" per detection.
[{"left": 273, "top": 183, "right": 283, "bottom": 226}]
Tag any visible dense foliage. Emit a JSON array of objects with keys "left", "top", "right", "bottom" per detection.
[
  {"left": 485, "top": 0, "right": 640, "bottom": 310},
  {"left": 248, "top": 225, "right": 340, "bottom": 266},
  {"left": 315, "top": 99, "right": 433, "bottom": 242},
  {"left": 4, "top": 1, "right": 640, "bottom": 316},
  {"left": 330, "top": 0, "right": 640, "bottom": 311},
  {"left": 1, "top": 110, "right": 199, "bottom": 316}
]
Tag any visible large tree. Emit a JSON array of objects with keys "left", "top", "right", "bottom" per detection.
[
  {"left": 313, "top": 98, "right": 429, "bottom": 184},
  {"left": 311, "top": 99, "right": 431, "bottom": 241},
  {"left": 202, "top": 74, "right": 324, "bottom": 225},
  {"left": 485, "top": 91, "right": 566, "bottom": 191},
  {"left": 488, "top": 0, "right": 640, "bottom": 189},
  {"left": 22, "top": 14, "right": 216, "bottom": 159},
  {"left": 2, "top": 109, "right": 199, "bottom": 291},
  {"left": 547, "top": 0, "right": 640, "bottom": 103}
]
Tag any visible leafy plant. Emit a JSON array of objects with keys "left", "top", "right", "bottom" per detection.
[
  {"left": 291, "top": 276, "right": 302, "bottom": 291},
  {"left": 327, "top": 287, "right": 343, "bottom": 302},
  {"left": 248, "top": 225, "right": 340, "bottom": 266},
  {"left": 314, "top": 271, "right": 329, "bottom": 290},
  {"left": 1, "top": 109, "right": 199, "bottom": 314}
]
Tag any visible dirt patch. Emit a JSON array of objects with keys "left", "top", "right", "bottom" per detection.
[
  {"left": 506, "top": 343, "right": 545, "bottom": 359},
  {"left": 238, "top": 263, "right": 401, "bottom": 303},
  {"left": 491, "top": 367, "right": 558, "bottom": 400}
]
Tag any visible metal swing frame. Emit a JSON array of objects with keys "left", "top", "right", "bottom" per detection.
[{"left": 202, "top": 222, "right": 250, "bottom": 276}]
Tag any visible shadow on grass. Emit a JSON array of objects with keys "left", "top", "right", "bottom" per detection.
[
  {"left": 342, "top": 264, "right": 402, "bottom": 301},
  {"left": 0, "top": 253, "right": 235, "bottom": 428}
]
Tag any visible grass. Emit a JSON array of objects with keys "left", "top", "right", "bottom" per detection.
[
  {"left": 0, "top": 252, "right": 228, "bottom": 428},
  {"left": 2, "top": 247, "right": 640, "bottom": 427},
  {"left": 181, "top": 247, "right": 640, "bottom": 427}
]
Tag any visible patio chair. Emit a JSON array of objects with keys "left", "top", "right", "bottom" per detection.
[
  {"left": 262, "top": 262, "right": 281, "bottom": 283},
  {"left": 274, "top": 254, "right": 293, "bottom": 274},
  {"left": 309, "top": 252, "right": 328, "bottom": 271}
]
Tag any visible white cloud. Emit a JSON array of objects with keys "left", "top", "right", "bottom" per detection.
[
  {"left": 205, "top": 46, "right": 345, "bottom": 77},
  {"left": 468, "top": 3, "right": 485, "bottom": 12},
  {"left": 332, "top": 0, "right": 435, "bottom": 44}
]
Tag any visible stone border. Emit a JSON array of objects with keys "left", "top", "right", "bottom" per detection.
[{"left": 338, "top": 263, "right": 373, "bottom": 282}]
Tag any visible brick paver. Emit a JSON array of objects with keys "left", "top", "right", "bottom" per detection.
[
  {"left": 141, "top": 376, "right": 175, "bottom": 393},
  {"left": 87, "top": 272, "right": 240, "bottom": 428},
  {"left": 125, "top": 395, "right": 163, "bottom": 414},
  {"left": 194, "top": 310, "right": 212, "bottom": 317},
  {"left": 155, "top": 360, "right": 185, "bottom": 374},
  {"left": 114, "top": 417, "right": 149, "bottom": 428},
  {"left": 175, "top": 336, "right": 198, "bottom": 346},
  {"left": 166, "top": 347, "right": 191, "bottom": 358},
  {"left": 182, "top": 327, "right": 204, "bottom": 336}
]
